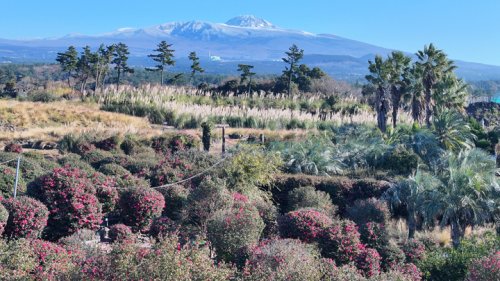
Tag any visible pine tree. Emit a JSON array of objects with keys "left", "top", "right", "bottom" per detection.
[
  {"left": 112, "top": 43, "right": 134, "bottom": 90},
  {"left": 237, "top": 64, "right": 256, "bottom": 94},
  {"left": 147, "top": 41, "right": 175, "bottom": 85},
  {"left": 188, "top": 51, "right": 204, "bottom": 83},
  {"left": 90, "top": 44, "right": 115, "bottom": 93},
  {"left": 56, "top": 46, "right": 78, "bottom": 88},
  {"left": 282, "top": 44, "right": 304, "bottom": 96}
]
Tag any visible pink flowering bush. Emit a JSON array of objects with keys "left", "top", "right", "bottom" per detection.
[
  {"left": 403, "top": 239, "right": 426, "bottom": 263},
  {"left": 242, "top": 238, "right": 323, "bottom": 281},
  {"left": 4, "top": 143, "right": 23, "bottom": 153},
  {"left": 31, "top": 167, "right": 103, "bottom": 239},
  {"left": 318, "top": 219, "right": 362, "bottom": 265},
  {"left": 393, "top": 263, "right": 423, "bottom": 281},
  {"left": 355, "top": 246, "right": 381, "bottom": 278},
  {"left": 91, "top": 173, "right": 119, "bottom": 213},
  {"left": 207, "top": 200, "right": 264, "bottom": 263},
  {"left": 360, "top": 222, "right": 388, "bottom": 250},
  {"left": 278, "top": 208, "right": 333, "bottom": 242},
  {"left": 0, "top": 202, "right": 8, "bottom": 235},
  {"left": 109, "top": 224, "right": 135, "bottom": 243},
  {"left": 467, "top": 251, "right": 500, "bottom": 281},
  {"left": 2, "top": 196, "right": 48, "bottom": 239},
  {"left": 148, "top": 156, "right": 193, "bottom": 187},
  {"left": 31, "top": 239, "right": 76, "bottom": 280},
  {"left": 119, "top": 187, "right": 165, "bottom": 232},
  {"left": 150, "top": 217, "right": 178, "bottom": 239},
  {"left": 378, "top": 242, "right": 406, "bottom": 271}
]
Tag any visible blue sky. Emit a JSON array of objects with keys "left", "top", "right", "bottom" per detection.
[{"left": 1, "top": 0, "right": 500, "bottom": 65}]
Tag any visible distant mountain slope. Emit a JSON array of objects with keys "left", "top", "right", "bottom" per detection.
[{"left": 1, "top": 15, "right": 500, "bottom": 81}]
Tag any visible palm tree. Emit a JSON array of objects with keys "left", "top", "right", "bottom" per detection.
[
  {"left": 365, "top": 55, "right": 391, "bottom": 133},
  {"left": 417, "top": 149, "right": 499, "bottom": 247},
  {"left": 387, "top": 51, "right": 412, "bottom": 129},
  {"left": 433, "top": 74, "right": 469, "bottom": 111},
  {"left": 415, "top": 44, "right": 456, "bottom": 127},
  {"left": 432, "top": 108, "right": 476, "bottom": 152}
]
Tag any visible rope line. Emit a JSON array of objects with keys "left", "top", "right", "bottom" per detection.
[
  {"left": 0, "top": 158, "right": 18, "bottom": 165},
  {"left": 150, "top": 154, "right": 230, "bottom": 190}
]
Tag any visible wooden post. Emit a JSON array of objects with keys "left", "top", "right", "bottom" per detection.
[{"left": 215, "top": 124, "right": 229, "bottom": 155}]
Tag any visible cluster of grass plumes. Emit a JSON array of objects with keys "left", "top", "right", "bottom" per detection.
[{"left": 98, "top": 84, "right": 382, "bottom": 129}]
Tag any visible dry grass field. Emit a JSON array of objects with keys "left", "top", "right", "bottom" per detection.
[{"left": 0, "top": 100, "right": 159, "bottom": 142}]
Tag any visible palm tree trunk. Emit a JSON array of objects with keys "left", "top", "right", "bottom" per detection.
[
  {"left": 425, "top": 88, "right": 432, "bottom": 128},
  {"left": 408, "top": 213, "right": 416, "bottom": 239},
  {"left": 450, "top": 220, "right": 464, "bottom": 248},
  {"left": 392, "top": 90, "right": 401, "bottom": 129}
]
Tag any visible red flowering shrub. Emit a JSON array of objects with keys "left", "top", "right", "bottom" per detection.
[
  {"left": 207, "top": 201, "right": 264, "bottom": 263},
  {"left": 148, "top": 155, "right": 193, "bottom": 187},
  {"left": 378, "top": 242, "right": 406, "bottom": 271},
  {"left": 91, "top": 173, "right": 119, "bottom": 213},
  {"left": 150, "top": 217, "right": 178, "bottom": 239},
  {"left": 31, "top": 239, "right": 76, "bottom": 280},
  {"left": 318, "top": 219, "right": 362, "bottom": 265},
  {"left": 119, "top": 187, "right": 165, "bottom": 232},
  {"left": 402, "top": 239, "right": 426, "bottom": 263},
  {"left": 242, "top": 238, "right": 323, "bottom": 281},
  {"left": 355, "top": 246, "right": 381, "bottom": 278},
  {"left": 30, "top": 167, "right": 103, "bottom": 239},
  {"left": 393, "top": 263, "right": 422, "bottom": 281},
  {"left": 109, "top": 224, "right": 135, "bottom": 243},
  {"left": 467, "top": 251, "right": 500, "bottom": 281},
  {"left": 4, "top": 143, "right": 22, "bottom": 153},
  {"left": 320, "top": 263, "right": 366, "bottom": 281},
  {"left": 0, "top": 165, "right": 26, "bottom": 198},
  {"left": 278, "top": 208, "right": 333, "bottom": 242},
  {"left": 0, "top": 203, "right": 8, "bottom": 235},
  {"left": 2, "top": 196, "right": 48, "bottom": 238},
  {"left": 360, "top": 222, "right": 388, "bottom": 250}
]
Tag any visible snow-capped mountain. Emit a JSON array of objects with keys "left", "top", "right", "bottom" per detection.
[{"left": 1, "top": 15, "right": 500, "bottom": 80}]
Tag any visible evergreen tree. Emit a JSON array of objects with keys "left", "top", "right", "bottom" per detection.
[
  {"left": 237, "top": 64, "right": 256, "bottom": 94},
  {"left": 76, "top": 46, "right": 93, "bottom": 94},
  {"left": 188, "top": 51, "right": 204, "bottom": 83},
  {"left": 282, "top": 44, "right": 304, "bottom": 96},
  {"left": 90, "top": 44, "right": 115, "bottom": 93},
  {"left": 147, "top": 41, "right": 175, "bottom": 85},
  {"left": 112, "top": 42, "right": 134, "bottom": 90},
  {"left": 56, "top": 46, "right": 78, "bottom": 87}
]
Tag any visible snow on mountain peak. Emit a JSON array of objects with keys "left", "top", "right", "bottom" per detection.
[{"left": 225, "top": 15, "right": 276, "bottom": 29}]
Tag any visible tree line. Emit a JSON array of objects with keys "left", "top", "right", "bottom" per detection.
[{"left": 56, "top": 42, "right": 325, "bottom": 96}]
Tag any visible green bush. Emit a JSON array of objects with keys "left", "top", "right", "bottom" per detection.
[
  {"left": 417, "top": 232, "right": 500, "bottom": 281},
  {"left": 242, "top": 238, "right": 324, "bottom": 281},
  {"left": 0, "top": 203, "right": 8, "bottom": 235},
  {"left": 0, "top": 239, "right": 37, "bottom": 280},
  {"left": 207, "top": 198, "right": 264, "bottom": 263},
  {"left": 27, "top": 91, "right": 60, "bottom": 102},
  {"left": 0, "top": 165, "right": 26, "bottom": 198},
  {"left": 57, "top": 153, "right": 96, "bottom": 174},
  {"left": 81, "top": 149, "right": 114, "bottom": 169},
  {"left": 379, "top": 145, "right": 419, "bottom": 175},
  {"left": 98, "top": 163, "right": 132, "bottom": 177},
  {"left": 157, "top": 184, "right": 189, "bottom": 220},
  {"left": 271, "top": 174, "right": 391, "bottom": 215},
  {"left": 287, "top": 185, "right": 337, "bottom": 216},
  {"left": 346, "top": 198, "right": 391, "bottom": 227}
]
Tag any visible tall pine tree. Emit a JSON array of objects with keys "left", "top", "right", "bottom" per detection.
[
  {"left": 188, "top": 51, "right": 204, "bottom": 83},
  {"left": 56, "top": 46, "right": 78, "bottom": 88},
  {"left": 282, "top": 44, "right": 304, "bottom": 96},
  {"left": 148, "top": 41, "right": 175, "bottom": 85},
  {"left": 112, "top": 42, "right": 134, "bottom": 90}
]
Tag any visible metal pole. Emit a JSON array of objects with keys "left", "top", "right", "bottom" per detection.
[{"left": 13, "top": 156, "right": 21, "bottom": 198}]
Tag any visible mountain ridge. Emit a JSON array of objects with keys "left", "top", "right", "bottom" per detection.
[{"left": 1, "top": 15, "right": 500, "bottom": 81}]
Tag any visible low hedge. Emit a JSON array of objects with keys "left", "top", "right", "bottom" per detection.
[{"left": 270, "top": 174, "right": 391, "bottom": 215}]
